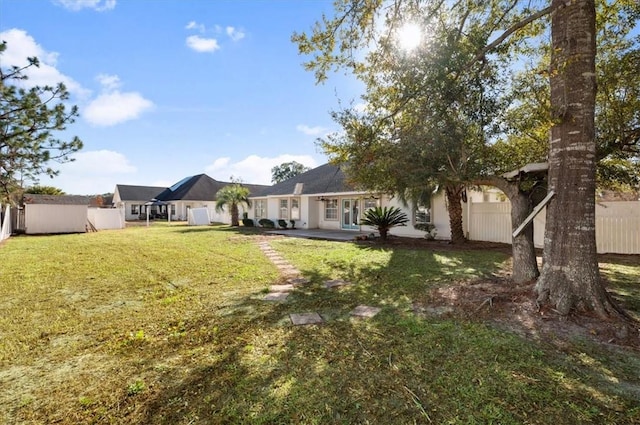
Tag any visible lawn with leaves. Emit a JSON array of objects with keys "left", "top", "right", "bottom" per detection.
[{"left": 0, "top": 224, "right": 638, "bottom": 424}]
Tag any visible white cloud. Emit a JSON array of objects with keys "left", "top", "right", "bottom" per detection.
[
  {"left": 96, "top": 73, "right": 121, "bottom": 91},
  {"left": 205, "top": 155, "right": 318, "bottom": 185},
  {"left": 226, "top": 26, "right": 245, "bottom": 42},
  {"left": 0, "top": 28, "right": 88, "bottom": 97},
  {"left": 296, "top": 124, "right": 327, "bottom": 136},
  {"left": 54, "top": 0, "right": 116, "bottom": 12},
  {"left": 186, "top": 35, "right": 220, "bottom": 53},
  {"left": 185, "top": 21, "right": 205, "bottom": 33},
  {"left": 84, "top": 91, "right": 154, "bottom": 126},
  {"left": 49, "top": 150, "right": 136, "bottom": 195}
]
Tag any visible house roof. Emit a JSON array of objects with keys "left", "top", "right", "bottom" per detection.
[
  {"left": 155, "top": 174, "right": 270, "bottom": 201},
  {"left": 23, "top": 194, "right": 90, "bottom": 205},
  {"left": 115, "top": 184, "right": 167, "bottom": 201},
  {"left": 260, "top": 163, "right": 356, "bottom": 196}
]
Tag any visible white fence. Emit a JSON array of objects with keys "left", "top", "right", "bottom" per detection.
[
  {"left": 467, "top": 200, "right": 640, "bottom": 254},
  {"left": 1, "top": 204, "right": 11, "bottom": 241},
  {"left": 88, "top": 208, "right": 125, "bottom": 230}
]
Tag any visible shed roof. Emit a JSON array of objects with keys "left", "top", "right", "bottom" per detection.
[{"left": 23, "top": 194, "right": 90, "bottom": 205}]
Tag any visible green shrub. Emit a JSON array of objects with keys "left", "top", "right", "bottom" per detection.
[
  {"left": 361, "top": 206, "right": 409, "bottom": 240},
  {"left": 277, "top": 219, "right": 288, "bottom": 229},
  {"left": 242, "top": 218, "right": 254, "bottom": 227},
  {"left": 258, "top": 219, "right": 275, "bottom": 228},
  {"left": 414, "top": 222, "right": 437, "bottom": 240}
]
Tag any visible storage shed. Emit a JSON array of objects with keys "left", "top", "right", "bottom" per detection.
[{"left": 22, "top": 194, "right": 90, "bottom": 234}]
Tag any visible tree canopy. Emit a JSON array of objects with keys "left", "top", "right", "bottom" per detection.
[
  {"left": 294, "top": 0, "right": 639, "bottom": 318},
  {"left": 215, "top": 184, "right": 251, "bottom": 227},
  {"left": 24, "top": 185, "right": 65, "bottom": 195},
  {"left": 0, "top": 42, "right": 83, "bottom": 205},
  {"left": 271, "top": 161, "right": 311, "bottom": 184}
]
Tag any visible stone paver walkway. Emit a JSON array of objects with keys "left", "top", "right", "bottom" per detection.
[
  {"left": 350, "top": 305, "right": 382, "bottom": 318},
  {"left": 257, "top": 239, "right": 378, "bottom": 325},
  {"left": 290, "top": 312, "right": 324, "bottom": 325}
]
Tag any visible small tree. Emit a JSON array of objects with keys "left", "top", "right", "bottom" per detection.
[
  {"left": 215, "top": 184, "right": 251, "bottom": 227},
  {"left": 360, "top": 206, "right": 409, "bottom": 241},
  {"left": 271, "top": 161, "right": 311, "bottom": 184}
]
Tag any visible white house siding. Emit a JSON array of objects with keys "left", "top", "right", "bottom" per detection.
[{"left": 24, "top": 204, "right": 87, "bottom": 234}]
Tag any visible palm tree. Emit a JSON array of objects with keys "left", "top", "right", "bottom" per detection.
[
  {"left": 360, "top": 206, "right": 409, "bottom": 241},
  {"left": 215, "top": 184, "right": 251, "bottom": 227}
]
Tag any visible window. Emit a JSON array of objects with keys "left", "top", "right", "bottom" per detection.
[
  {"left": 291, "top": 198, "right": 300, "bottom": 220},
  {"left": 170, "top": 204, "right": 176, "bottom": 215},
  {"left": 279, "top": 199, "right": 288, "bottom": 219},
  {"left": 131, "top": 204, "right": 139, "bottom": 215},
  {"left": 414, "top": 203, "right": 432, "bottom": 225},
  {"left": 364, "top": 198, "right": 378, "bottom": 210},
  {"left": 324, "top": 199, "right": 338, "bottom": 220},
  {"left": 254, "top": 200, "right": 265, "bottom": 219}
]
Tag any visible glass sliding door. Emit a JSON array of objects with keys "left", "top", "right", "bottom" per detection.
[{"left": 341, "top": 199, "right": 360, "bottom": 230}]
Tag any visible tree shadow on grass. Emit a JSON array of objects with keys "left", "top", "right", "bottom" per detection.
[
  {"left": 134, "top": 237, "right": 640, "bottom": 424},
  {"left": 138, "top": 283, "right": 640, "bottom": 424}
]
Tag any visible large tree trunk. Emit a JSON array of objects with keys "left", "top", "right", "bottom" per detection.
[
  {"left": 478, "top": 176, "right": 540, "bottom": 284},
  {"left": 510, "top": 191, "right": 540, "bottom": 283},
  {"left": 445, "top": 184, "right": 466, "bottom": 244},
  {"left": 535, "top": 0, "right": 621, "bottom": 317}
]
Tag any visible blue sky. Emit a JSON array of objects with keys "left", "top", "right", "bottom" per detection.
[{"left": 1, "top": 0, "right": 363, "bottom": 194}]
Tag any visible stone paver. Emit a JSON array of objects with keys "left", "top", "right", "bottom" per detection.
[
  {"left": 263, "top": 292, "right": 289, "bottom": 301},
  {"left": 288, "top": 277, "right": 310, "bottom": 286},
  {"left": 270, "top": 284, "right": 294, "bottom": 292},
  {"left": 324, "top": 279, "right": 351, "bottom": 289},
  {"left": 350, "top": 305, "right": 381, "bottom": 318},
  {"left": 290, "top": 312, "right": 324, "bottom": 325}
]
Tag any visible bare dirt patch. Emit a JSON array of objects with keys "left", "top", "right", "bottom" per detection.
[{"left": 360, "top": 235, "right": 640, "bottom": 350}]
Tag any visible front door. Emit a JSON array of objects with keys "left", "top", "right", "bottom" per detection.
[{"left": 341, "top": 199, "right": 360, "bottom": 230}]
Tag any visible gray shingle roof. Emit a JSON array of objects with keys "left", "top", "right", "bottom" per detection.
[
  {"left": 155, "top": 174, "right": 270, "bottom": 201},
  {"left": 260, "top": 163, "right": 355, "bottom": 196},
  {"left": 115, "top": 185, "right": 167, "bottom": 201},
  {"left": 23, "top": 194, "right": 90, "bottom": 205}
]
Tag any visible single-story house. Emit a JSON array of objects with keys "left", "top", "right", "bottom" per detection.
[
  {"left": 245, "top": 163, "right": 458, "bottom": 239},
  {"left": 113, "top": 184, "right": 168, "bottom": 221},
  {"left": 113, "top": 175, "right": 270, "bottom": 222},
  {"left": 153, "top": 174, "right": 270, "bottom": 222}
]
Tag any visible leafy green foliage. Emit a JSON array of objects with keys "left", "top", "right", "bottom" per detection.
[
  {"left": 24, "top": 185, "right": 66, "bottom": 195},
  {"left": 0, "top": 42, "right": 83, "bottom": 205},
  {"left": 360, "top": 206, "right": 409, "bottom": 240},
  {"left": 258, "top": 218, "right": 275, "bottom": 228},
  {"left": 277, "top": 219, "right": 289, "bottom": 229},
  {"left": 215, "top": 184, "right": 251, "bottom": 227},
  {"left": 271, "top": 161, "right": 311, "bottom": 184}
]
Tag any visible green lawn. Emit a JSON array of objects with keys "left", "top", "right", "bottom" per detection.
[{"left": 0, "top": 224, "right": 638, "bottom": 424}]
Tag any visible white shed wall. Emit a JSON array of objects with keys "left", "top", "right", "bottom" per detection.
[{"left": 25, "top": 204, "right": 87, "bottom": 234}]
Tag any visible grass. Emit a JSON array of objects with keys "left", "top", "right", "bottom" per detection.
[{"left": 0, "top": 223, "right": 638, "bottom": 424}]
